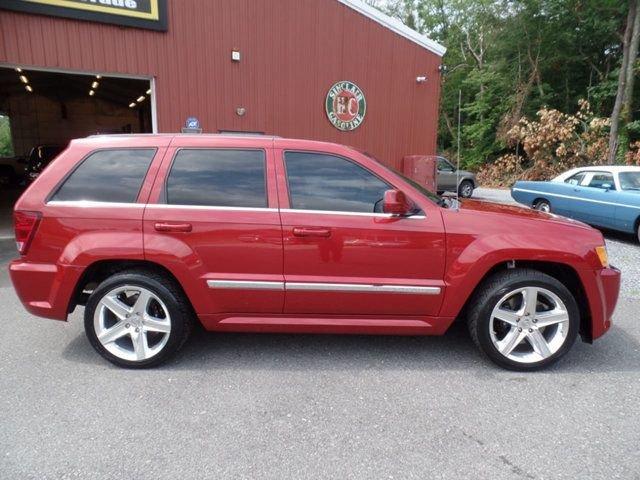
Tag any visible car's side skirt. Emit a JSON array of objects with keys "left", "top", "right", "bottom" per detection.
[{"left": 198, "top": 313, "right": 456, "bottom": 335}]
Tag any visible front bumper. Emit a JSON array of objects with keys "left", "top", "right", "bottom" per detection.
[
  {"left": 579, "top": 266, "right": 621, "bottom": 341},
  {"left": 9, "top": 260, "right": 83, "bottom": 321}
]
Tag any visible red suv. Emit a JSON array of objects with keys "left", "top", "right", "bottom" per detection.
[{"left": 9, "top": 134, "right": 620, "bottom": 370}]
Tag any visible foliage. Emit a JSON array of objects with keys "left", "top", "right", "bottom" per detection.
[
  {"left": 477, "top": 101, "right": 610, "bottom": 185},
  {"left": 625, "top": 141, "right": 640, "bottom": 165},
  {"left": 0, "top": 115, "right": 14, "bottom": 157},
  {"left": 371, "top": 0, "right": 629, "bottom": 174}
]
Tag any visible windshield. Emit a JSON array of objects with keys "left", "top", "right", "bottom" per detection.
[
  {"left": 358, "top": 151, "right": 449, "bottom": 207},
  {"left": 619, "top": 171, "right": 640, "bottom": 191}
]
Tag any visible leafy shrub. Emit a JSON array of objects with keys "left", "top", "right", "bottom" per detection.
[{"left": 477, "top": 101, "right": 610, "bottom": 186}]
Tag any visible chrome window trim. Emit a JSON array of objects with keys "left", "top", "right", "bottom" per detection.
[
  {"left": 280, "top": 208, "right": 426, "bottom": 219},
  {"left": 207, "top": 279, "right": 441, "bottom": 295},
  {"left": 512, "top": 188, "right": 640, "bottom": 210},
  {"left": 207, "top": 280, "right": 285, "bottom": 290},
  {"left": 147, "top": 204, "right": 278, "bottom": 212},
  {"left": 47, "top": 200, "right": 145, "bottom": 208}
]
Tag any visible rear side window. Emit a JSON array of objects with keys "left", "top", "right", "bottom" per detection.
[
  {"left": 166, "top": 149, "right": 266, "bottom": 207},
  {"left": 284, "top": 151, "right": 390, "bottom": 213},
  {"left": 52, "top": 149, "right": 155, "bottom": 203}
]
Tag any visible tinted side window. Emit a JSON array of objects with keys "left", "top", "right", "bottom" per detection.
[
  {"left": 166, "top": 149, "right": 266, "bottom": 207},
  {"left": 52, "top": 149, "right": 155, "bottom": 203},
  {"left": 285, "top": 152, "right": 390, "bottom": 213},
  {"left": 437, "top": 158, "right": 454, "bottom": 172}
]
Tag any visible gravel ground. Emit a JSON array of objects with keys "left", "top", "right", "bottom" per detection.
[{"left": 0, "top": 188, "right": 639, "bottom": 479}]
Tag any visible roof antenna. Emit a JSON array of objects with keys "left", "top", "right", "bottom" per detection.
[{"left": 455, "top": 88, "right": 462, "bottom": 209}]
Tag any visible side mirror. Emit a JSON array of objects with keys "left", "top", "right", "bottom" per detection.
[
  {"left": 383, "top": 189, "right": 413, "bottom": 216},
  {"left": 602, "top": 183, "right": 612, "bottom": 191}
]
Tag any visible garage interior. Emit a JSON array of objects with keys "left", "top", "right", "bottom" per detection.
[
  {"left": 0, "top": 66, "right": 154, "bottom": 237},
  {"left": 0, "top": 66, "right": 153, "bottom": 158}
]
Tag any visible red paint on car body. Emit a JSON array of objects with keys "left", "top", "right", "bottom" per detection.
[{"left": 9, "top": 135, "right": 620, "bottom": 342}]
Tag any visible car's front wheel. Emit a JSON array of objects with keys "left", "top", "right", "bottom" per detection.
[
  {"left": 468, "top": 269, "right": 579, "bottom": 371},
  {"left": 84, "top": 269, "right": 193, "bottom": 368}
]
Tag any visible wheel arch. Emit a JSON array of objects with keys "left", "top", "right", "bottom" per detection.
[
  {"left": 532, "top": 197, "right": 550, "bottom": 208},
  {"left": 68, "top": 259, "right": 195, "bottom": 317},
  {"left": 457, "top": 260, "right": 593, "bottom": 343}
]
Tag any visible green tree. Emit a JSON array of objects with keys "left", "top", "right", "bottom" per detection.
[
  {"left": 0, "top": 115, "right": 14, "bottom": 157},
  {"left": 377, "top": 0, "right": 627, "bottom": 169}
]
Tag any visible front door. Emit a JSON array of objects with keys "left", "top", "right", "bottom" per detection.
[
  {"left": 276, "top": 149, "right": 446, "bottom": 317},
  {"left": 437, "top": 157, "right": 456, "bottom": 192},
  {"left": 573, "top": 171, "right": 618, "bottom": 229}
]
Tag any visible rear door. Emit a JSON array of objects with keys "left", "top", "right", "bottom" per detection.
[
  {"left": 143, "top": 137, "right": 284, "bottom": 315},
  {"left": 276, "top": 145, "right": 446, "bottom": 317}
]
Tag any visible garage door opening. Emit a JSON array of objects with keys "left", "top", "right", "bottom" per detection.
[
  {"left": 0, "top": 66, "right": 154, "bottom": 239},
  {"left": 0, "top": 65, "right": 153, "bottom": 167}
]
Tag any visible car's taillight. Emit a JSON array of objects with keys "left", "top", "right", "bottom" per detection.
[{"left": 14, "top": 210, "right": 41, "bottom": 255}]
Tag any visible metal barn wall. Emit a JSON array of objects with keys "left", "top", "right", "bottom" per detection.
[{"left": 0, "top": 0, "right": 442, "bottom": 169}]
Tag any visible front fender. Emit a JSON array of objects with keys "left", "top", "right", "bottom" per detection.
[{"left": 439, "top": 230, "right": 601, "bottom": 318}]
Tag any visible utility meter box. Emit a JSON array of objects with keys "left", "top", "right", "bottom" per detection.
[{"left": 402, "top": 155, "right": 437, "bottom": 193}]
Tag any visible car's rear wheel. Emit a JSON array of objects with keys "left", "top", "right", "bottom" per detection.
[
  {"left": 468, "top": 268, "right": 579, "bottom": 371},
  {"left": 84, "top": 270, "right": 193, "bottom": 368},
  {"left": 533, "top": 199, "right": 551, "bottom": 213},
  {"left": 458, "top": 180, "right": 474, "bottom": 198}
]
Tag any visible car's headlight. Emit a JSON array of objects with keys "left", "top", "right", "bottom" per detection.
[{"left": 595, "top": 245, "right": 609, "bottom": 268}]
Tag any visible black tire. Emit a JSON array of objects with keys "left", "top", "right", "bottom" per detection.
[
  {"left": 467, "top": 268, "right": 580, "bottom": 371},
  {"left": 84, "top": 269, "right": 194, "bottom": 368},
  {"left": 458, "top": 180, "right": 474, "bottom": 198},
  {"left": 533, "top": 199, "right": 551, "bottom": 213}
]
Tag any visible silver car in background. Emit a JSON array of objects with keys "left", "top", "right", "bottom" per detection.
[{"left": 436, "top": 156, "right": 477, "bottom": 198}]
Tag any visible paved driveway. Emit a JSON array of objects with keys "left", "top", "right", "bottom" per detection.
[{"left": 0, "top": 189, "right": 639, "bottom": 480}]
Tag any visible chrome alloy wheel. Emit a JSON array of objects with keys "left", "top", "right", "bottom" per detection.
[
  {"left": 94, "top": 285, "right": 171, "bottom": 362},
  {"left": 489, "top": 286, "right": 570, "bottom": 364},
  {"left": 460, "top": 182, "right": 473, "bottom": 198}
]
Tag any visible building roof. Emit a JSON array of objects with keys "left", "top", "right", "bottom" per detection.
[{"left": 338, "top": 0, "right": 446, "bottom": 57}]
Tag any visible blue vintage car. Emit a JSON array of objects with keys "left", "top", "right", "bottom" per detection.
[{"left": 511, "top": 166, "right": 640, "bottom": 241}]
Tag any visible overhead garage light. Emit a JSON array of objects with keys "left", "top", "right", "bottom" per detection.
[
  {"left": 19, "top": 75, "right": 28, "bottom": 84},
  {"left": 91, "top": 81, "right": 99, "bottom": 89},
  {"left": 136, "top": 95, "right": 145, "bottom": 103},
  {"left": 146, "top": 88, "right": 151, "bottom": 95},
  {"left": 129, "top": 102, "right": 136, "bottom": 108},
  {"left": 89, "top": 90, "right": 95, "bottom": 96},
  {"left": 15, "top": 67, "right": 22, "bottom": 73},
  {"left": 25, "top": 85, "right": 33, "bottom": 93},
  {"left": 96, "top": 75, "right": 102, "bottom": 79}
]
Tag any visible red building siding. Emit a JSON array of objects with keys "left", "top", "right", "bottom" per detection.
[{"left": 0, "top": 0, "right": 442, "bottom": 169}]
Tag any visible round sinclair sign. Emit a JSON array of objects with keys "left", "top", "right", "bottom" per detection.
[{"left": 325, "top": 81, "right": 366, "bottom": 131}]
